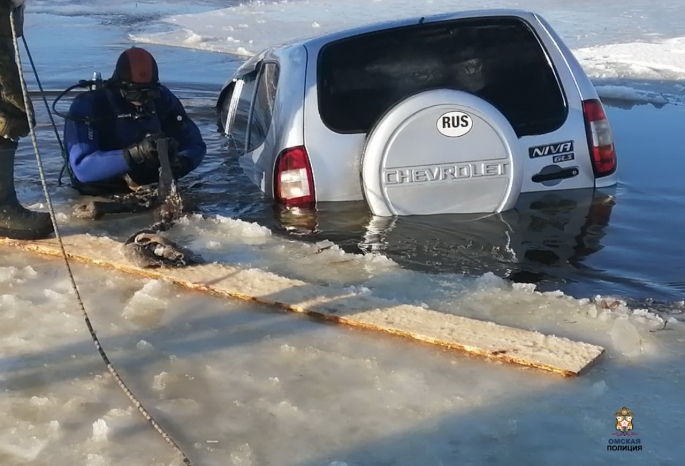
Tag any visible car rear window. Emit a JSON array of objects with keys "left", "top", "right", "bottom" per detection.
[{"left": 317, "top": 16, "right": 567, "bottom": 137}]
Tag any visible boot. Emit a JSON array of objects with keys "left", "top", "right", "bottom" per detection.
[{"left": 0, "top": 139, "right": 54, "bottom": 240}]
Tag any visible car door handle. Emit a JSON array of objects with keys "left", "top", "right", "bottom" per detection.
[{"left": 531, "top": 167, "right": 579, "bottom": 183}]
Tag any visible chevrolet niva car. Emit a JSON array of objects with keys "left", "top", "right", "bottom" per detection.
[{"left": 216, "top": 9, "right": 617, "bottom": 216}]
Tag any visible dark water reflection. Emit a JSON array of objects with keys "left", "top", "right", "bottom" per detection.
[
  {"left": 271, "top": 189, "right": 618, "bottom": 294},
  {"left": 14, "top": 9, "right": 685, "bottom": 306}
]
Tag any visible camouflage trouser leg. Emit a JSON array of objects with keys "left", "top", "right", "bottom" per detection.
[{"left": 0, "top": 36, "right": 32, "bottom": 141}]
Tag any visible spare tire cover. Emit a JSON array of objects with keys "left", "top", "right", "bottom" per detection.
[{"left": 361, "top": 90, "right": 522, "bottom": 216}]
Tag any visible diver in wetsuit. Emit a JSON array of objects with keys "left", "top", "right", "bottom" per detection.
[{"left": 63, "top": 47, "right": 206, "bottom": 196}]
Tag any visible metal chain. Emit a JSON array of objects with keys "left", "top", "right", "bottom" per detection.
[{"left": 9, "top": 12, "right": 192, "bottom": 466}]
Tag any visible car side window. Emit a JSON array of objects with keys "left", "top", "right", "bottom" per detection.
[{"left": 246, "top": 62, "right": 280, "bottom": 152}]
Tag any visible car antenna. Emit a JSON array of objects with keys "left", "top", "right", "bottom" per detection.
[{"left": 419, "top": 16, "right": 425, "bottom": 24}]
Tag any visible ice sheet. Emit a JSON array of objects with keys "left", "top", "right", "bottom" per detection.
[{"left": 1, "top": 215, "right": 683, "bottom": 465}]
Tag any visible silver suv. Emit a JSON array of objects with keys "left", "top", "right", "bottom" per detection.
[{"left": 216, "top": 9, "right": 617, "bottom": 216}]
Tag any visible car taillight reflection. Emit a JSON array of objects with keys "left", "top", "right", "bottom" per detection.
[
  {"left": 582, "top": 99, "right": 617, "bottom": 177},
  {"left": 274, "top": 146, "right": 315, "bottom": 206}
]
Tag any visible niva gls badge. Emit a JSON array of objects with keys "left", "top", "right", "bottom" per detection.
[
  {"left": 528, "top": 140, "right": 574, "bottom": 159},
  {"left": 384, "top": 161, "right": 508, "bottom": 185}
]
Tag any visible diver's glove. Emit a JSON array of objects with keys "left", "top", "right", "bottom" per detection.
[{"left": 123, "top": 133, "right": 162, "bottom": 169}]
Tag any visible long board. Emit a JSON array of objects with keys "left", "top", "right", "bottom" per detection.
[{"left": 0, "top": 233, "right": 604, "bottom": 377}]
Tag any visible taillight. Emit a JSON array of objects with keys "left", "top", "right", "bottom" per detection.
[
  {"left": 582, "top": 99, "right": 616, "bottom": 177},
  {"left": 274, "top": 146, "right": 315, "bottom": 206}
]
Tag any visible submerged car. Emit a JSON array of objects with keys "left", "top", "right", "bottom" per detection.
[{"left": 216, "top": 9, "right": 617, "bottom": 216}]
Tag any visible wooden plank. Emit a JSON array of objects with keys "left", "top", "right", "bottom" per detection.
[{"left": 0, "top": 233, "right": 604, "bottom": 377}]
